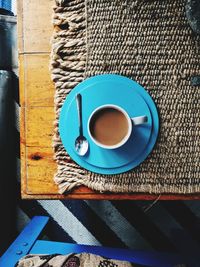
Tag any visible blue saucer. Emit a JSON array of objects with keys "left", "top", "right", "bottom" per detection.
[{"left": 59, "top": 74, "right": 159, "bottom": 174}]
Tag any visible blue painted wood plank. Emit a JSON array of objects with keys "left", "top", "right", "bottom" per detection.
[
  {"left": 0, "top": 216, "right": 49, "bottom": 267},
  {"left": 30, "top": 240, "right": 183, "bottom": 267}
]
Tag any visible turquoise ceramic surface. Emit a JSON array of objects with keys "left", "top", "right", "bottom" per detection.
[{"left": 59, "top": 74, "right": 159, "bottom": 174}]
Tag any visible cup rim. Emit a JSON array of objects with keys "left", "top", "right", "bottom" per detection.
[{"left": 87, "top": 104, "right": 132, "bottom": 149}]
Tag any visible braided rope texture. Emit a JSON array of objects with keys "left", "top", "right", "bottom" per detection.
[{"left": 51, "top": 0, "right": 200, "bottom": 194}]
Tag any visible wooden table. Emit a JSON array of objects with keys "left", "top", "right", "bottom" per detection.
[{"left": 18, "top": 0, "right": 200, "bottom": 200}]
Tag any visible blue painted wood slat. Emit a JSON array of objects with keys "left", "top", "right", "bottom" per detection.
[{"left": 0, "top": 216, "right": 49, "bottom": 267}]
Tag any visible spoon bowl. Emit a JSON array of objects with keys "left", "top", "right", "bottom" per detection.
[{"left": 75, "top": 136, "right": 89, "bottom": 156}]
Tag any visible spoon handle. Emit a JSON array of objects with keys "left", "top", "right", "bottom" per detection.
[{"left": 76, "top": 93, "right": 83, "bottom": 136}]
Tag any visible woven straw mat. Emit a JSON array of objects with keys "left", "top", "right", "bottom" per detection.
[{"left": 50, "top": 0, "right": 200, "bottom": 194}]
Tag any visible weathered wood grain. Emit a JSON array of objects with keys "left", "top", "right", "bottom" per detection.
[
  {"left": 26, "top": 147, "right": 57, "bottom": 194},
  {"left": 18, "top": 55, "right": 25, "bottom": 107},
  {"left": 22, "top": 0, "right": 54, "bottom": 53},
  {"left": 17, "top": 0, "right": 23, "bottom": 53},
  {"left": 24, "top": 55, "right": 54, "bottom": 107},
  {"left": 20, "top": 105, "right": 27, "bottom": 197},
  {"left": 26, "top": 106, "right": 54, "bottom": 147}
]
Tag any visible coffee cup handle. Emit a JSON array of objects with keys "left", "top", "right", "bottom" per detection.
[{"left": 131, "top": 115, "right": 148, "bottom": 125}]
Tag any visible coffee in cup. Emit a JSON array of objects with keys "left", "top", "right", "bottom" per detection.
[{"left": 88, "top": 104, "right": 147, "bottom": 149}]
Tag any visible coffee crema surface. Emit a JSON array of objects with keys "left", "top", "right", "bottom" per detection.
[{"left": 89, "top": 107, "right": 129, "bottom": 146}]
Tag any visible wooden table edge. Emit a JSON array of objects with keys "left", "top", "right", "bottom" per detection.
[{"left": 20, "top": 189, "right": 200, "bottom": 200}]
